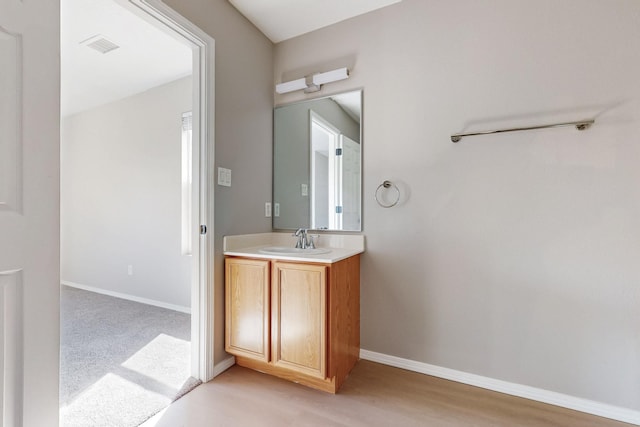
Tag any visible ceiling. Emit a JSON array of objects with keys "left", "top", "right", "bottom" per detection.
[
  {"left": 61, "top": 0, "right": 192, "bottom": 117},
  {"left": 61, "top": 0, "right": 401, "bottom": 116},
  {"left": 332, "top": 91, "right": 361, "bottom": 124},
  {"left": 229, "top": 0, "right": 403, "bottom": 43}
]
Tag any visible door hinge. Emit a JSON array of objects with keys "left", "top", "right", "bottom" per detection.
[
  {"left": 200, "top": 225, "right": 207, "bottom": 235},
  {"left": 335, "top": 148, "right": 343, "bottom": 156},
  {"left": 335, "top": 206, "right": 343, "bottom": 214}
]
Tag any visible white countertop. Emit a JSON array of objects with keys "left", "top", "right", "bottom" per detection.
[{"left": 223, "top": 232, "right": 365, "bottom": 264}]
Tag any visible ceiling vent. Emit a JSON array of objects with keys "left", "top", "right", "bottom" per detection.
[{"left": 80, "top": 35, "right": 120, "bottom": 54}]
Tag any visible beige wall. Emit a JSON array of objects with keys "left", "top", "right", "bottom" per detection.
[
  {"left": 275, "top": 0, "right": 640, "bottom": 411},
  {"left": 163, "top": 0, "right": 274, "bottom": 363},
  {"left": 61, "top": 77, "right": 193, "bottom": 309}
]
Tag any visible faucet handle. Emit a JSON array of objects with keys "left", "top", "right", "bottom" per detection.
[{"left": 307, "top": 234, "right": 317, "bottom": 249}]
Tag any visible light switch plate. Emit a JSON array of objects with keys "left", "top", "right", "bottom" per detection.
[
  {"left": 217, "top": 167, "right": 231, "bottom": 187},
  {"left": 265, "top": 202, "right": 272, "bottom": 217},
  {"left": 274, "top": 203, "right": 280, "bottom": 217},
  {"left": 301, "top": 184, "right": 308, "bottom": 196}
]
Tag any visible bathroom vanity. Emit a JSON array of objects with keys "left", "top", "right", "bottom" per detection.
[
  {"left": 223, "top": 233, "right": 364, "bottom": 393},
  {"left": 224, "top": 88, "right": 365, "bottom": 393}
]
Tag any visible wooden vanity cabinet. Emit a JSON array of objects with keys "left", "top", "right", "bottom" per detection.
[
  {"left": 224, "top": 255, "right": 360, "bottom": 393},
  {"left": 272, "top": 262, "right": 327, "bottom": 379},
  {"left": 224, "top": 258, "right": 270, "bottom": 362}
]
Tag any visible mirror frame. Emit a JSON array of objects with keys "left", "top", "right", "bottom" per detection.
[{"left": 272, "top": 89, "right": 363, "bottom": 232}]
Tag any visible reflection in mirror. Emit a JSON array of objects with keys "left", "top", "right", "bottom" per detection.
[
  {"left": 274, "top": 90, "right": 362, "bottom": 231},
  {"left": 0, "top": 28, "right": 20, "bottom": 211}
]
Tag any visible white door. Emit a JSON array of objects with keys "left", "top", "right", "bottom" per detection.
[
  {"left": 0, "top": 1, "right": 60, "bottom": 426},
  {"left": 339, "top": 135, "right": 361, "bottom": 231}
]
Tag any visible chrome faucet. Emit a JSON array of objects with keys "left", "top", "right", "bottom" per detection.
[
  {"left": 293, "top": 228, "right": 307, "bottom": 248},
  {"left": 293, "top": 228, "right": 316, "bottom": 249}
]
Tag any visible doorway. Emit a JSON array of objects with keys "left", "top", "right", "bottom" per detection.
[
  {"left": 310, "top": 111, "right": 361, "bottom": 231},
  {"left": 59, "top": 0, "right": 214, "bottom": 424}
]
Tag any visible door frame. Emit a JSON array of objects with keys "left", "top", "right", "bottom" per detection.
[
  {"left": 310, "top": 110, "right": 341, "bottom": 230},
  {"left": 118, "top": 0, "right": 215, "bottom": 381}
]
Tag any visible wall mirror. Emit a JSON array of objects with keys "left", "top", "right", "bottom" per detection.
[{"left": 273, "top": 90, "right": 362, "bottom": 231}]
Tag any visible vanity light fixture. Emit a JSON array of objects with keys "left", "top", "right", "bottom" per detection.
[{"left": 275, "top": 67, "right": 350, "bottom": 94}]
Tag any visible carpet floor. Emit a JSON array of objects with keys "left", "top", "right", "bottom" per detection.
[{"left": 60, "top": 285, "right": 201, "bottom": 427}]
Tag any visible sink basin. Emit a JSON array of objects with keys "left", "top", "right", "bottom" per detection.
[{"left": 258, "top": 246, "right": 332, "bottom": 256}]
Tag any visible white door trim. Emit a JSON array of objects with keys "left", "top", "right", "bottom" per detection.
[{"left": 116, "top": 0, "right": 215, "bottom": 382}]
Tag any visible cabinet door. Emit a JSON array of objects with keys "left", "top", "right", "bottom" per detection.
[
  {"left": 225, "top": 258, "right": 270, "bottom": 362},
  {"left": 272, "top": 262, "right": 327, "bottom": 378}
]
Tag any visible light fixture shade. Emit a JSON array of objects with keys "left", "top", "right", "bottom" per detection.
[
  {"left": 275, "top": 67, "right": 350, "bottom": 94},
  {"left": 275, "top": 77, "right": 307, "bottom": 94},
  {"left": 312, "top": 67, "right": 349, "bottom": 86}
]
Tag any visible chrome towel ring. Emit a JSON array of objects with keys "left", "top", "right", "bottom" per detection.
[{"left": 375, "top": 180, "right": 400, "bottom": 208}]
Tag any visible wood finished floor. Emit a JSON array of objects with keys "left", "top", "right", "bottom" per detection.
[{"left": 144, "top": 360, "right": 631, "bottom": 427}]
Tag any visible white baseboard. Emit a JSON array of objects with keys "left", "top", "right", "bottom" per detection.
[
  {"left": 212, "top": 356, "right": 235, "bottom": 378},
  {"left": 61, "top": 280, "right": 191, "bottom": 314},
  {"left": 360, "top": 349, "right": 640, "bottom": 426}
]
